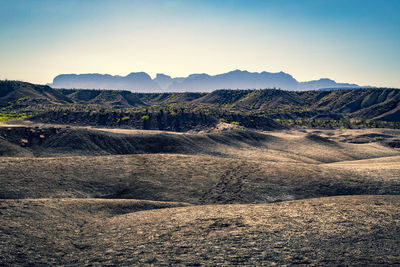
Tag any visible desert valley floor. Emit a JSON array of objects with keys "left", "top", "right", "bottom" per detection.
[{"left": 1, "top": 122, "right": 399, "bottom": 265}]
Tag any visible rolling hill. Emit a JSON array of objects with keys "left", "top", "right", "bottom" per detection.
[
  {"left": 0, "top": 80, "right": 72, "bottom": 107},
  {"left": 1, "top": 81, "right": 400, "bottom": 130}
]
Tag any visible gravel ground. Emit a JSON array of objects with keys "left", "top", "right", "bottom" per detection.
[{"left": 0, "top": 196, "right": 399, "bottom": 266}]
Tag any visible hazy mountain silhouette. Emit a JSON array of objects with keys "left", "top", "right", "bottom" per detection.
[
  {"left": 298, "top": 78, "right": 358, "bottom": 91},
  {"left": 50, "top": 70, "right": 359, "bottom": 92},
  {"left": 52, "top": 72, "right": 160, "bottom": 92}
]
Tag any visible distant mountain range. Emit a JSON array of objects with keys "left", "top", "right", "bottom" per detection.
[{"left": 50, "top": 70, "right": 360, "bottom": 92}]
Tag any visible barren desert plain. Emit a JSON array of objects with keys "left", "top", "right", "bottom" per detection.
[{"left": 1, "top": 120, "right": 399, "bottom": 265}]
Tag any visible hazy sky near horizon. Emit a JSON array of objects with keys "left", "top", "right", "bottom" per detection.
[{"left": 0, "top": 0, "right": 399, "bottom": 87}]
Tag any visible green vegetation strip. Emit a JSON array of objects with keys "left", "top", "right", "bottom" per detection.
[{"left": 0, "top": 112, "right": 30, "bottom": 122}]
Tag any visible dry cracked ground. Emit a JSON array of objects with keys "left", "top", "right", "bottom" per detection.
[{"left": 0, "top": 123, "right": 400, "bottom": 265}]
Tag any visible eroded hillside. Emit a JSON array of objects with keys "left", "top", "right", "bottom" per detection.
[{"left": 1, "top": 81, "right": 400, "bottom": 132}]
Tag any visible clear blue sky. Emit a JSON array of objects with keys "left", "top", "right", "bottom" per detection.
[{"left": 0, "top": 0, "right": 399, "bottom": 87}]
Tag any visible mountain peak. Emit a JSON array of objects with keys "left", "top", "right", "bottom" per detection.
[
  {"left": 126, "top": 72, "right": 152, "bottom": 80},
  {"left": 155, "top": 73, "right": 172, "bottom": 79},
  {"left": 230, "top": 69, "right": 247, "bottom": 73},
  {"left": 318, "top": 78, "right": 335, "bottom": 82}
]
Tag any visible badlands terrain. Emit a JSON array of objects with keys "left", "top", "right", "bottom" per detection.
[
  {"left": 1, "top": 121, "right": 400, "bottom": 265},
  {"left": 1, "top": 80, "right": 400, "bottom": 265}
]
